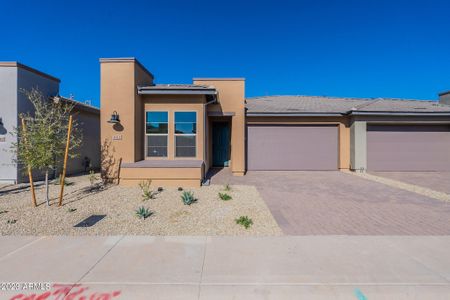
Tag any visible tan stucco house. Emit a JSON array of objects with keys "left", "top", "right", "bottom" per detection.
[{"left": 100, "top": 58, "right": 450, "bottom": 187}]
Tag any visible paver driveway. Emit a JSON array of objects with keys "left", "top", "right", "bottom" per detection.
[
  {"left": 209, "top": 169, "right": 450, "bottom": 235},
  {"left": 372, "top": 172, "right": 450, "bottom": 194}
]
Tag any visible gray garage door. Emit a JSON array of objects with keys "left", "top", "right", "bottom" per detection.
[
  {"left": 247, "top": 125, "right": 338, "bottom": 170},
  {"left": 367, "top": 125, "right": 450, "bottom": 171}
]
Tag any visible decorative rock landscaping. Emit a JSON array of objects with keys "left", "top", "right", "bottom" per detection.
[{"left": 0, "top": 174, "right": 282, "bottom": 236}]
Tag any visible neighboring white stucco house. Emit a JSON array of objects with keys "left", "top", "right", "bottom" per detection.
[{"left": 0, "top": 62, "right": 100, "bottom": 184}]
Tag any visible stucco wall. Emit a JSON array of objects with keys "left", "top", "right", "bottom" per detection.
[
  {"left": 350, "top": 115, "right": 450, "bottom": 172},
  {"left": 350, "top": 120, "right": 367, "bottom": 171},
  {"left": 0, "top": 66, "right": 18, "bottom": 183},
  {"left": 246, "top": 116, "right": 351, "bottom": 170},
  {"left": 142, "top": 95, "right": 205, "bottom": 161},
  {"left": 66, "top": 109, "right": 101, "bottom": 175},
  {"left": 194, "top": 79, "right": 246, "bottom": 176},
  {"left": 100, "top": 58, "right": 154, "bottom": 181},
  {"left": 16, "top": 66, "right": 60, "bottom": 182}
]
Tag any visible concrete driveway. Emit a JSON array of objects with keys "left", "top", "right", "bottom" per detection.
[
  {"left": 372, "top": 172, "right": 450, "bottom": 194},
  {"left": 209, "top": 169, "right": 450, "bottom": 235},
  {"left": 1, "top": 236, "right": 450, "bottom": 299}
]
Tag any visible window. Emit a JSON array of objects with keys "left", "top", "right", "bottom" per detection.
[
  {"left": 175, "top": 112, "right": 196, "bottom": 157},
  {"left": 146, "top": 111, "right": 168, "bottom": 157}
]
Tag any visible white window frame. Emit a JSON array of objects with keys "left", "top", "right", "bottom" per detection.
[
  {"left": 174, "top": 111, "right": 197, "bottom": 158},
  {"left": 145, "top": 110, "right": 169, "bottom": 158}
]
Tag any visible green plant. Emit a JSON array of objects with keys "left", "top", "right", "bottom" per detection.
[
  {"left": 178, "top": 187, "right": 183, "bottom": 191},
  {"left": 235, "top": 216, "right": 253, "bottom": 229},
  {"left": 67, "top": 208, "right": 77, "bottom": 213},
  {"left": 135, "top": 206, "right": 153, "bottom": 219},
  {"left": 138, "top": 180, "right": 156, "bottom": 201},
  {"left": 223, "top": 183, "right": 231, "bottom": 191},
  {"left": 55, "top": 174, "right": 71, "bottom": 186},
  {"left": 181, "top": 191, "right": 196, "bottom": 205},
  {"left": 218, "top": 192, "right": 232, "bottom": 201},
  {"left": 0, "top": 210, "right": 8, "bottom": 215},
  {"left": 88, "top": 170, "right": 98, "bottom": 186},
  {"left": 12, "top": 88, "right": 82, "bottom": 206},
  {"left": 7, "top": 219, "right": 17, "bottom": 224}
]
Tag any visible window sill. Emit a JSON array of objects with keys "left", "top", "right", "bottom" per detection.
[{"left": 121, "top": 160, "right": 203, "bottom": 168}]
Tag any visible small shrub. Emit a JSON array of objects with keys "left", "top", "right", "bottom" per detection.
[
  {"left": 181, "top": 191, "right": 196, "bottom": 205},
  {"left": 67, "top": 208, "right": 77, "bottom": 213},
  {"left": 158, "top": 187, "right": 164, "bottom": 192},
  {"left": 218, "top": 192, "right": 232, "bottom": 201},
  {"left": 7, "top": 219, "right": 17, "bottom": 224},
  {"left": 178, "top": 187, "right": 183, "bottom": 191},
  {"left": 224, "top": 183, "right": 231, "bottom": 191},
  {"left": 235, "top": 216, "right": 253, "bottom": 229},
  {"left": 0, "top": 210, "right": 8, "bottom": 215},
  {"left": 139, "top": 180, "right": 157, "bottom": 201},
  {"left": 55, "top": 174, "right": 71, "bottom": 186},
  {"left": 88, "top": 170, "right": 99, "bottom": 186},
  {"left": 135, "top": 206, "right": 153, "bottom": 219}
]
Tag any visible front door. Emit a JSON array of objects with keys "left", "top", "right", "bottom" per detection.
[{"left": 212, "top": 122, "right": 230, "bottom": 167}]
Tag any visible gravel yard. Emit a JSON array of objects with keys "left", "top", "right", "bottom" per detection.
[{"left": 0, "top": 174, "right": 281, "bottom": 236}]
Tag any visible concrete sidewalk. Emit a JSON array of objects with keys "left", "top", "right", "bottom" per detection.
[{"left": 1, "top": 236, "right": 450, "bottom": 299}]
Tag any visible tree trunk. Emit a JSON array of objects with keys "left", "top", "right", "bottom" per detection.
[{"left": 45, "top": 170, "right": 50, "bottom": 206}]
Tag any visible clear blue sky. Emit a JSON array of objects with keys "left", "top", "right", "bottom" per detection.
[{"left": 1, "top": 0, "right": 449, "bottom": 107}]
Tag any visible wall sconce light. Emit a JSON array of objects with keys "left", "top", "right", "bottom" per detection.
[
  {"left": 107, "top": 111, "right": 120, "bottom": 124},
  {"left": 0, "top": 117, "right": 6, "bottom": 135}
]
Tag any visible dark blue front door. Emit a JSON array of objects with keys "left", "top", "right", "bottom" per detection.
[{"left": 212, "top": 122, "right": 230, "bottom": 167}]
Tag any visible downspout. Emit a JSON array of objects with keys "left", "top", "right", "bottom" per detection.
[{"left": 203, "top": 94, "right": 217, "bottom": 184}]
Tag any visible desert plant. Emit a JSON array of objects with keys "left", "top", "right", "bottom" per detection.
[
  {"left": 235, "top": 216, "right": 253, "bottom": 229},
  {"left": 181, "top": 191, "right": 196, "bottom": 205},
  {"left": 157, "top": 187, "right": 164, "bottom": 192},
  {"left": 223, "top": 183, "right": 232, "bottom": 191},
  {"left": 54, "top": 173, "right": 71, "bottom": 186},
  {"left": 139, "top": 180, "right": 156, "bottom": 201},
  {"left": 0, "top": 210, "right": 8, "bottom": 215},
  {"left": 88, "top": 170, "right": 98, "bottom": 186},
  {"left": 7, "top": 219, "right": 17, "bottom": 224},
  {"left": 218, "top": 192, "right": 232, "bottom": 201},
  {"left": 11, "top": 88, "right": 82, "bottom": 206},
  {"left": 135, "top": 206, "right": 153, "bottom": 219},
  {"left": 67, "top": 208, "right": 77, "bottom": 213},
  {"left": 178, "top": 187, "right": 183, "bottom": 191}
]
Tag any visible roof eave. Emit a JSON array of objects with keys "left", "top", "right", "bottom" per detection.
[
  {"left": 246, "top": 112, "right": 344, "bottom": 117},
  {"left": 349, "top": 111, "right": 450, "bottom": 116},
  {"left": 138, "top": 89, "right": 217, "bottom": 95}
]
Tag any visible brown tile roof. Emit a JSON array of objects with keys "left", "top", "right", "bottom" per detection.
[
  {"left": 246, "top": 95, "right": 450, "bottom": 115},
  {"left": 54, "top": 96, "right": 99, "bottom": 115}
]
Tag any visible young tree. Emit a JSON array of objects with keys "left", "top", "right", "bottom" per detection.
[{"left": 12, "top": 88, "right": 82, "bottom": 206}]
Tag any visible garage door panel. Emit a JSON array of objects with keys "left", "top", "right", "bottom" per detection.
[
  {"left": 247, "top": 125, "right": 338, "bottom": 170},
  {"left": 367, "top": 125, "right": 450, "bottom": 171}
]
